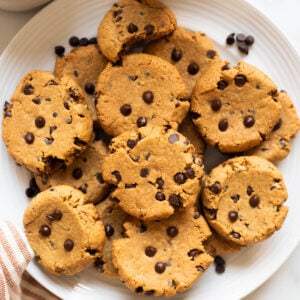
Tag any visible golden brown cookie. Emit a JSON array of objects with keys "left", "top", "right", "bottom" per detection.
[
  {"left": 102, "top": 126, "right": 204, "bottom": 221},
  {"left": 35, "top": 139, "right": 109, "bottom": 204},
  {"left": 55, "top": 44, "right": 108, "bottom": 120},
  {"left": 23, "top": 185, "right": 105, "bottom": 275},
  {"left": 202, "top": 156, "right": 288, "bottom": 246},
  {"left": 2, "top": 70, "right": 93, "bottom": 174},
  {"left": 94, "top": 197, "right": 128, "bottom": 278},
  {"left": 245, "top": 91, "right": 300, "bottom": 162},
  {"left": 97, "top": 0, "right": 177, "bottom": 62},
  {"left": 96, "top": 53, "right": 189, "bottom": 137},
  {"left": 112, "top": 206, "right": 213, "bottom": 296},
  {"left": 144, "top": 26, "right": 221, "bottom": 96},
  {"left": 191, "top": 60, "right": 282, "bottom": 153}
]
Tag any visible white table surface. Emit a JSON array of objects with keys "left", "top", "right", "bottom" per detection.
[{"left": 0, "top": 1, "right": 299, "bottom": 299}]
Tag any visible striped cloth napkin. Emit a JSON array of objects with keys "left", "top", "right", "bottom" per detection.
[{"left": 0, "top": 221, "right": 60, "bottom": 300}]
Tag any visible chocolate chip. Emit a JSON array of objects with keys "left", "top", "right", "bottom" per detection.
[
  {"left": 230, "top": 231, "right": 241, "bottom": 239},
  {"left": 113, "top": 8, "right": 123, "bottom": 17},
  {"left": 79, "top": 183, "right": 88, "bottom": 194},
  {"left": 140, "top": 224, "right": 147, "bottom": 233},
  {"left": 244, "top": 115, "right": 255, "bottom": 127},
  {"left": 79, "top": 37, "right": 89, "bottom": 46},
  {"left": 145, "top": 290, "right": 155, "bottom": 295},
  {"left": 168, "top": 194, "right": 183, "bottom": 208},
  {"left": 88, "top": 37, "right": 97, "bottom": 44},
  {"left": 135, "top": 287, "right": 143, "bottom": 293},
  {"left": 171, "top": 48, "right": 182, "bottom": 62},
  {"left": 185, "top": 167, "right": 195, "bottom": 179},
  {"left": 238, "top": 44, "right": 249, "bottom": 55},
  {"left": 47, "top": 209, "right": 63, "bottom": 221},
  {"left": 222, "top": 63, "right": 231, "bottom": 71},
  {"left": 39, "top": 225, "right": 51, "bottom": 236},
  {"left": 187, "top": 62, "right": 199, "bottom": 75},
  {"left": 210, "top": 98, "right": 222, "bottom": 111},
  {"left": 234, "top": 75, "right": 247, "bottom": 87},
  {"left": 236, "top": 33, "right": 246, "bottom": 42},
  {"left": 155, "top": 192, "right": 165, "bottom": 201},
  {"left": 207, "top": 49, "right": 216, "bottom": 58},
  {"left": 144, "top": 24, "right": 154, "bottom": 35},
  {"left": 23, "top": 84, "right": 34, "bottom": 95},
  {"left": 127, "top": 139, "right": 138, "bottom": 149},
  {"left": 84, "top": 83, "right": 95, "bottom": 95},
  {"left": 94, "top": 258, "right": 104, "bottom": 272},
  {"left": 231, "top": 194, "right": 240, "bottom": 202},
  {"left": 155, "top": 262, "right": 166, "bottom": 274},
  {"left": 217, "top": 80, "right": 228, "bottom": 90},
  {"left": 188, "top": 249, "right": 202, "bottom": 260},
  {"left": 69, "top": 36, "right": 80, "bottom": 47},
  {"left": 25, "top": 187, "right": 37, "bottom": 198},
  {"left": 140, "top": 168, "right": 149, "bottom": 178},
  {"left": 209, "top": 181, "right": 221, "bottom": 194},
  {"left": 145, "top": 246, "right": 157, "bottom": 257},
  {"left": 105, "top": 224, "right": 115, "bottom": 237},
  {"left": 72, "top": 168, "right": 83, "bottom": 179},
  {"left": 273, "top": 118, "right": 282, "bottom": 131},
  {"left": 196, "top": 265, "right": 205, "bottom": 272},
  {"left": 96, "top": 172, "right": 104, "bottom": 184},
  {"left": 137, "top": 117, "right": 147, "bottom": 127},
  {"left": 35, "top": 116, "right": 45, "bottom": 128},
  {"left": 205, "top": 208, "right": 217, "bottom": 220},
  {"left": 156, "top": 178, "right": 164, "bottom": 189},
  {"left": 52, "top": 112, "right": 58, "bottom": 117},
  {"left": 31, "top": 98, "right": 41, "bottom": 106},
  {"left": 191, "top": 111, "right": 201, "bottom": 119},
  {"left": 128, "top": 23, "right": 138, "bottom": 33},
  {"left": 214, "top": 255, "right": 225, "bottom": 265},
  {"left": 226, "top": 33, "right": 235, "bottom": 45},
  {"left": 215, "top": 263, "right": 225, "bottom": 274},
  {"left": 64, "top": 239, "right": 74, "bottom": 251},
  {"left": 125, "top": 183, "right": 137, "bottom": 189},
  {"left": 174, "top": 172, "right": 187, "bottom": 184},
  {"left": 54, "top": 45, "right": 65, "bottom": 56},
  {"left": 168, "top": 133, "right": 179, "bottom": 143},
  {"left": 245, "top": 35, "right": 255, "bottom": 46},
  {"left": 112, "top": 170, "right": 122, "bottom": 182},
  {"left": 249, "top": 195, "right": 260, "bottom": 207},
  {"left": 167, "top": 226, "right": 178, "bottom": 238},
  {"left": 142, "top": 91, "right": 154, "bottom": 104},
  {"left": 218, "top": 119, "right": 228, "bottom": 131},
  {"left": 247, "top": 186, "right": 254, "bottom": 195},
  {"left": 24, "top": 132, "right": 35, "bottom": 144},
  {"left": 128, "top": 75, "right": 138, "bottom": 81},
  {"left": 120, "top": 104, "right": 132, "bottom": 116},
  {"left": 228, "top": 211, "right": 238, "bottom": 222}
]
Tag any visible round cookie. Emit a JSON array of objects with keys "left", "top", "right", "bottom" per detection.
[
  {"left": 202, "top": 156, "right": 288, "bottom": 246},
  {"left": 97, "top": 0, "right": 177, "bottom": 62},
  {"left": 23, "top": 185, "right": 105, "bottom": 275},
  {"left": 95, "top": 197, "right": 128, "bottom": 278},
  {"left": 112, "top": 206, "right": 213, "bottom": 297},
  {"left": 191, "top": 60, "right": 282, "bottom": 153},
  {"left": 144, "top": 26, "right": 221, "bottom": 96},
  {"left": 96, "top": 53, "right": 189, "bottom": 137},
  {"left": 35, "top": 139, "right": 109, "bottom": 204},
  {"left": 2, "top": 70, "right": 93, "bottom": 174},
  {"left": 245, "top": 91, "right": 300, "bottom": 162},
  {"left": 102, "top": 126, "right": 204, "bottom": 221},
  {"left": 55, "top": 44, "right": 108, "bottom": 120}
]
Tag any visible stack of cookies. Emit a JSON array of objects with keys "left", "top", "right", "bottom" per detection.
[{"left": 2, "top": 0, "right": 300, "bottom": 297}]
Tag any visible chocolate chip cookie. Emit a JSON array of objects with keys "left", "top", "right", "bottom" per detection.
[
  {"left": 23, "top": 185, "right": 105, "bottom": 275},
  {"left": 55, "top": 44, "right": 108, "bottom": 120},
  {"left": 112, "top": 206, "right": 213, "bottom": 296},
  {"left": 97, "top": 0, "right": 177, "bottom": 62},
  {"left": 2, "top": 70, "right": 93, "bottom": 174},
  {"left": 102, "top": 126, "right": 204, "bottom": 220},
  {"left": 202, "top": 156, "right": 288, "bottom": 246},
  {"left": 96, "top": 53, "right": 189, "bottom": 137},
  {"left": 144, "top": 26, "right": 220, "bottom": 96},
  {"left": 245, "top": 91, "right": 300, "bottom": 162},
  {"left": 191, "top": 60, "right": 282, "bottom": 153}
]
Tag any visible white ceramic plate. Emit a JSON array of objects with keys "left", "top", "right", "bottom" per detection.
[{"left": 0, "top": 0, "right": 300, "bottom": 299}]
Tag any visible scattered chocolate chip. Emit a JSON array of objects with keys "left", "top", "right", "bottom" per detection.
[
  {"left": 23, "top": 84, "right": 34, "bottom": 95},
  {"left": 145, "top": 246, "right": 157, "bottom": 257},
  {"left": 245, "top": 35, "right": 255, "bottom": 46},
  {"left": 128, "top": 23, "right": 138, "bottom": 33},
  {"left": 187, "top": 62, "right": 199, "bottom": 75},
  {"left": 39, "top": 225, "right": 51, "bottom": 236},
  {"left": 24, "top": 132, "right": 35, "bottom": 144},
  {"left": 238, "top": 44, "right": 249, "bottom": 55},
  {"left": 215, "top": 263, "right": 225, "bottom": 274},
  {"left": 167, "top": 226, "right": 178, "bottom": 238},
  {"left": 54, "top": 45, "right": 65, "bottom": 56},
  {"left": 210, "top": 98, "right": 222, "bottom": 111},
  {"left": 247, "top": 186, "right": 254, "bottom": 195},
  {"left": 228, "top": 211, "right": 238, "bottom": 222},
  {"left": 72, "top": 168, "right": 83, "bottom": 180},
  {"left": 135, "top": 287, "right": 143, "bottom": 293},
  {"left": 105, "top": 224, "right": 115, "bottom": 237},
  {"left": 127, "top": 139, "right": 138, "bottom": 149},
  {"left": 234, "top": 75, "right": 247, "bottom": 87},
  {"left": 231, "top": 194, "right": 240, "bottom": 202},
  {"left": 142, "top": 91, "right": 154, "bottom": 104},
  {"left": 171, "top": 48, "right": 182, "bottom": 62},
  {"left": 218, "top": 119, "right": 228, "bottom": 131},
  {"left": 64, "top": 239, "right": 74, "bottom": 251},
  {"left": 155, "top": 192, "right": 165, "bottom": 201},
  {"left": 25, "top": 187, "right": 36, "bottom": 198},
  {"left": 144, "top": 24, "right": 155, "bottom": 35},
  {"left": 168, "top": 194, "right": 183, "bottom": 208},
  {"left": 35, "top": 116, "right": 45, "bottom": 128},
  {"left": 88, "top": 37, "right": 97, "bottom": 44},
  {"left": 137, "top": 117, "right": 147, "bottom": 127},
  {"left": 249, "top": 195, "right": 260, "bottom": 207},
  {"left": 84, "top": 83, "right": 95, "bottom": 95},
  {"left": 214, "top": 255, "right": 225, "bottom": 265},
  {"left": 185, "top": 167, "right": 195, "bottom": 179},
  {"left": 47, "top": 209, "right": 63, "bottom": 221},
  {"left": 112, "top": 170, "right": 122, "bottom": 182},
  {"left": 120, "top": 104, "right": 132, "bottom": 116},
  {"left": 207, "top": 49, "right": 216, "bottom": 58},
  {"left": 156, "top": 178, "right": 164, "bottom": 189},
  {"left": 209, "top": 181, "right": 221, "bottom": 194},
  {"left": 174, "top": 172, "right": 187, "bottom": 184},
  {"left": 217, "top": 80, "right": 228, "bottom": 90},
  {"left": 243, "top": 115, "right": 255, "bottom": 127},
  {"left": 69, "top": 36, "right": 80, "bottom": 47},
  {"left": 155, "top": 262, "right": 166, "bottom": 274},
  {"left": 236, "top": 33, "right": 246, "bottom": 42},
  {"left": 140, "top": 168, "right": 149, "bottom": 178},
  {"left": 273, "top": 118, "right": 282, "bottom": 131},
  {"left": 168, "top": 133, "right": 179, "bottom": 143},
  {"left": 226, "top": 33, "right": 235, "bottom": 45},
  {"left": 79, "top": 37, "right": 89, "bottom": 46}
]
